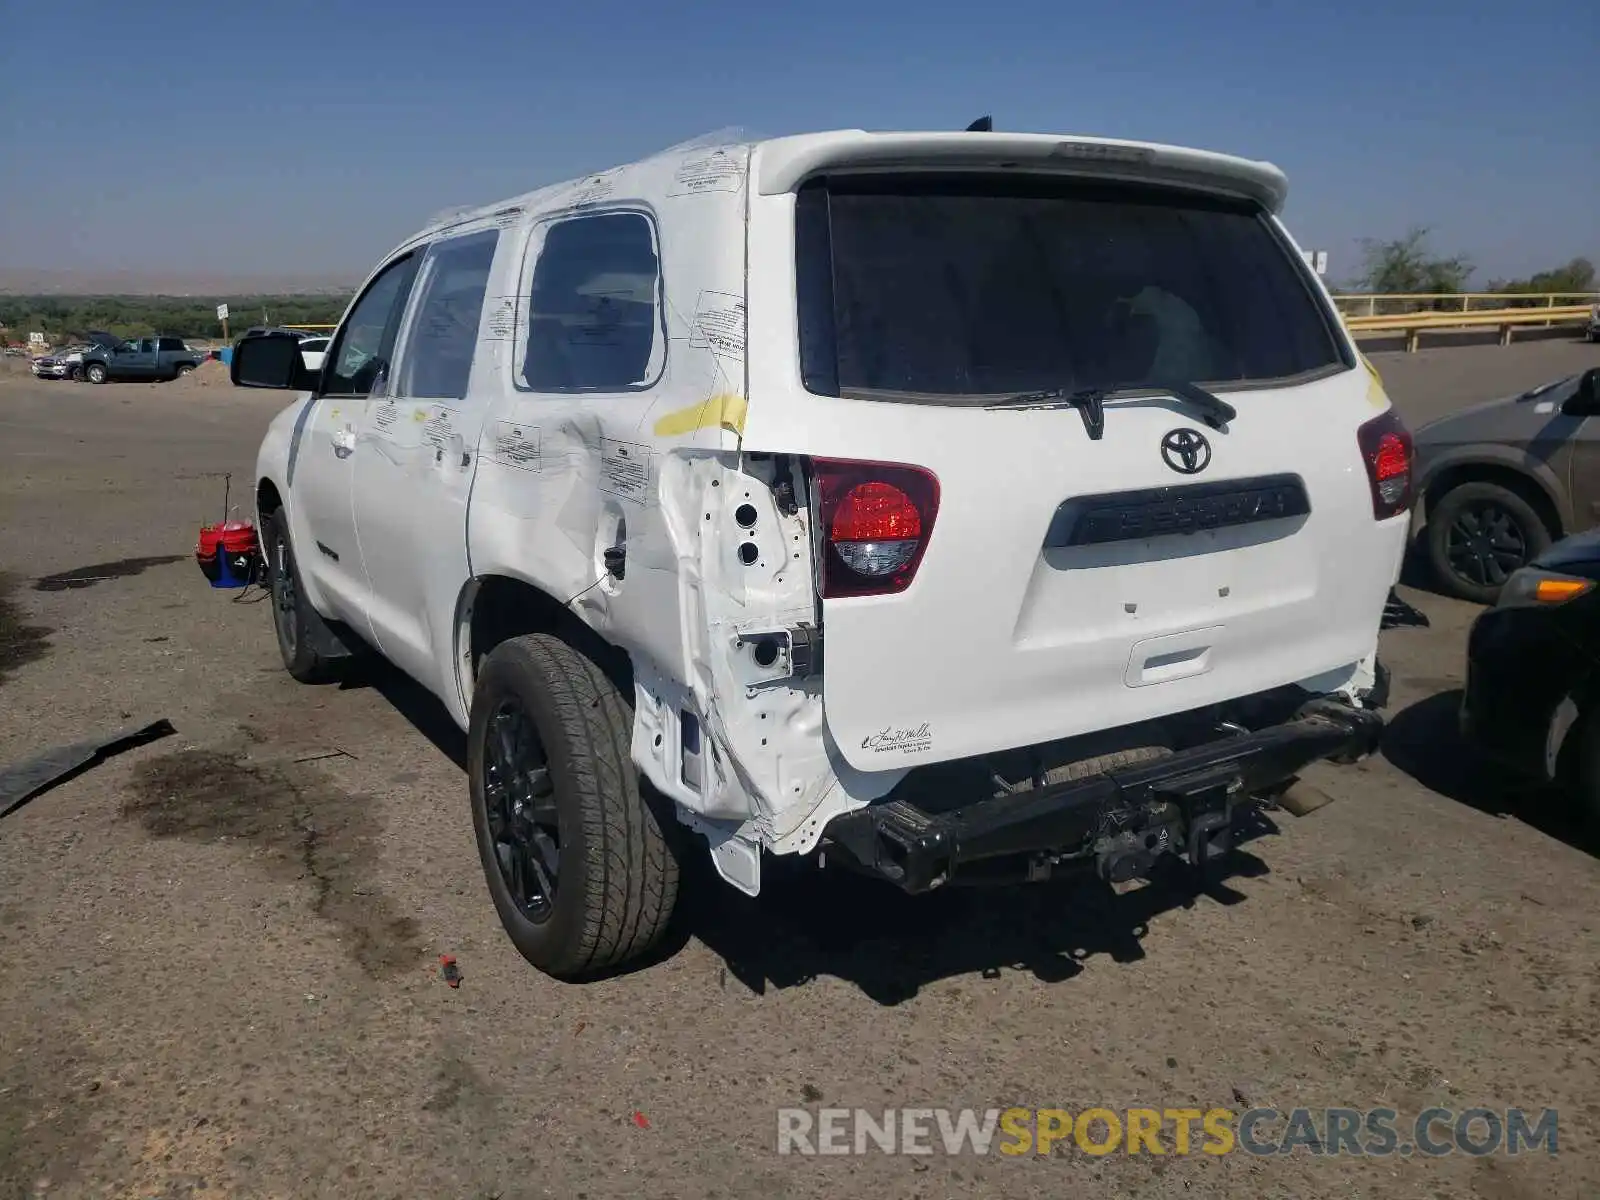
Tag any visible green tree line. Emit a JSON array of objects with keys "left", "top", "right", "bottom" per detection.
[
  {"left": 1353, "top": 228, "right": 1595, "bottom": 308},
  {"left": 0, "top": 294, "right": 352, "bottom": 343}
]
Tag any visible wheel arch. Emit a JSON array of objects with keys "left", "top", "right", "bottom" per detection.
[
  {"left": 1422, "top": 459, "right": 1565, "bottom": 542},
  {"left": 456, "top": 574, "right": 633, "bottom": 712},
  {"left": 256, "top": 478, "right": 284, "bottom": 553},
  {"left": 256, "top": 476, "right": 283, "bottom": 516}
]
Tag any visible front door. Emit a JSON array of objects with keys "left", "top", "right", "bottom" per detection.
[
  {"left": 288, "top": 251, "right": 422, "bottom": 632},
  {"left": 115, "top": 338, "right": 160, "bottom": 379},
  {"left": 350, "top": 226, "right": 504, "bottom": 700}
]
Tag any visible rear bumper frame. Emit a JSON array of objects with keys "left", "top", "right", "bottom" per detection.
[{"left": 819, "top": 699, "right": 1384, "bottom": 893}]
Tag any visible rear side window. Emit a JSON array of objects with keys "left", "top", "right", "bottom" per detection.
[
  {"left": 157, "top": 337, "right": 184, "bottom": 352},
  {"left": 796, "top": 176, "right": 1348, "bottom": 401},
  {"left": 395, "top": 229, "right": 500, "bottom": 400},
  {"left": 520, "top": 212, "right": 662, "bottom": 392}
]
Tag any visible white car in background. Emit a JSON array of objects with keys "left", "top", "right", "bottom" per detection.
[{"left": 298, "top": 336, "right": 330, "bottom": 372}]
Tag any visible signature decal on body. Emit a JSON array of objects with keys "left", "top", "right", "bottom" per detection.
[{"left": 861, "top": 723, "right": 933, "bottom": 755}]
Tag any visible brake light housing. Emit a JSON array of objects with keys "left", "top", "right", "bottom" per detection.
[
  {"left": 812, "top": 458, "right": 940, "bottom": 598},
  {"left": 1356, "top": 409, "right": 1414, "bottom": 520}
]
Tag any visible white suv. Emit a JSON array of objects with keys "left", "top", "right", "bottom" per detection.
[{"left": 234, "top": 128, "right": 1412, "bottom": 980}]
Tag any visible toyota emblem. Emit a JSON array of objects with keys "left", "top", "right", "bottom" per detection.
[{"left": 1160, "top": 428, "right": 1211, "bottom": 475}]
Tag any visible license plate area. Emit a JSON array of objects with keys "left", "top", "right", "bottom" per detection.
[{"left": 1045, "top": 473, "right": 1312, "bottom": 549}]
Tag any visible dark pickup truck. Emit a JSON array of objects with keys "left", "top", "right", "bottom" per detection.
[{"left": 81, "top": 332, "right": 205, "bottom": 384}]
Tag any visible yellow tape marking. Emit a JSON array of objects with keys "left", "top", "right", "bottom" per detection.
[
  {"left": 1359, "top": 353, "right": 1388, "bottom": 408},
  {"left": 652, "top": 393, "right": 748, "bottom": 437}
]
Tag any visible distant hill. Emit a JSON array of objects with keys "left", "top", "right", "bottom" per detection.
[{"left": 0, "top": 267, "right": 359, "bottom": 296}]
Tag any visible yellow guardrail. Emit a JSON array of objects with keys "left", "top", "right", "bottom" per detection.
[
  {"left": 1340, "top": 305, "right": 1595, "bottom": 352},
  {"left": 1332, "top": 291, "right": 1600, "bottom": 316}
]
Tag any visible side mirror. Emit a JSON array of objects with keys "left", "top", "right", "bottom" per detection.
[
  {"left": 231, "top": 333, "right": 319, "bottom": 390},
  {"left": 1562, "top": 368, "right": 1600, "bottom": 417}
]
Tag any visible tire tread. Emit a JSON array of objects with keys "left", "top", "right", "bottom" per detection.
[{"left": 477, "top": 633, "right": 678, "bottom": 978}]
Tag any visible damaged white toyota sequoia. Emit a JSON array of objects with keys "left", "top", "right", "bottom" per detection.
[{"left": 236, "top": 128, "right": 1413, "bottom": 980}]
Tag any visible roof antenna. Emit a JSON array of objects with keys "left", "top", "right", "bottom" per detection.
[{"left": 965, "top": 115, "right": 993, "bottom": 132}]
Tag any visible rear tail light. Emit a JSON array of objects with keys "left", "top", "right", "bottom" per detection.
[
  {"left": 812, "top": 458, "right": 940, "bottom": 598},
  {"left": 1356, "top": 409, "right": 1414, "bottom": 520}
]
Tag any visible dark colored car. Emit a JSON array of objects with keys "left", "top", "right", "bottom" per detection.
[
  {"left": 1411, "top": 367, "right": 1600, "bottom": 604},
  {"left": 80, "top": 333, "right": 205, "bottom": 384},
  {"left": 1460, "top": 528, "right": 1600, "bottom": 834}
]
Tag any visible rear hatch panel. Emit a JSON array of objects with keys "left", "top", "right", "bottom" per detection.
[
  {"left": 741, "top": 160, "right": 1407, "bottom": 772},
  {"left": 795, "top": 379, "right": 1404, "bottom": 771}
]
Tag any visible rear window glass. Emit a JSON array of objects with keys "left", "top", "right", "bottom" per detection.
[{"left": 796, "top": 176, "right": 1348, "bottom": 401}]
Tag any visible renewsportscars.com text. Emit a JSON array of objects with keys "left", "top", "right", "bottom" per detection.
[{"left": 776, "top": 1106, "right": 1558, "bottom": 1158}]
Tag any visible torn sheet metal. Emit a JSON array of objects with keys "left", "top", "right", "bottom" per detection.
[{"left": 0, "top": 719, "right": 176, "bottom": 821}]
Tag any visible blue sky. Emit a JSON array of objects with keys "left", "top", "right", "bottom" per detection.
[{"left": 1, "top": 0, "right": 1594, "bottom": 288}]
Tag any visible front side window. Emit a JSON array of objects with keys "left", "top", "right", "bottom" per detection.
[
  {"left": 323, "top": 253, "right": 422, "bottom": 397},
  {"left": 395, "top": 229, "right": 500, "bottom": 400},
  {"left": 796, "top": 175, "right": 1348, "bottom": 402},
  {"left": 521, "top": 212, "right": 662, "bottom": 392}
]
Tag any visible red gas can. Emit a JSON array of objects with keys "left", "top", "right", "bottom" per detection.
[{"left": 196, "top": 520, "right": 259, "bottom": 588}]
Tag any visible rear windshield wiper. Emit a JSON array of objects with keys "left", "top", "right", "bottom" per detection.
[{"left": 986, "top": 381, "right": 1237, "bottom": 441}]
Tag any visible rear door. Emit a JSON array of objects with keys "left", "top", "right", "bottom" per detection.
[
  {"left": 749, "top": 172, "right": 1409, "bottom": 770},
  {"left": 157, "top": 336, "right": 188, "bottom": 374}
]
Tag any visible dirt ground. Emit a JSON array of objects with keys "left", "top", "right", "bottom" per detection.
[{"left": 2, "top": 343, "right": 1599, "bottom": 1199}]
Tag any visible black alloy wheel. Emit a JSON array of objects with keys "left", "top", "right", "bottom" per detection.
[{"left": 482, "top": 697, "right": 562, "bottom": 921}]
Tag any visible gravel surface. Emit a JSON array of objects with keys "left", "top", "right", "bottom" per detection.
[{"left": 2, "top": 343, "right": 1599, "bottom": 1198}]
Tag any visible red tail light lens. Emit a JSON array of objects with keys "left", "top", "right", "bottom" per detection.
[
  {"left": 1356, "top": 410, "right": 1414, "bottom": 520},
  {"left": 813, "top": 458, "right": 940, "bottom": 598}
]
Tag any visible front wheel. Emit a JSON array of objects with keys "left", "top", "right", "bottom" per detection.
[
  {"left": 1566, "top": 706, "right": 1600, "bottom": 848},
  {"left": 66, "top": 365, "right": 83, "bottom": 382},
  {"left": 84, "top": 362, "right": 108, "bottom": 384},
  {"left": 260, "top": 508, "right": 341, "bottom": 683},
  {"left": 469, "top": 633, "right": 681, "bottom": 980},
  {"left": 1426, "top": 481, "right": 1551, "bottom": 605}
]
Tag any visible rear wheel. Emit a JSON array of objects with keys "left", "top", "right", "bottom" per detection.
[
  {"left": 175, "top": 363, "right": 195, "bottom": 377},
  {"left": 469, "top": 633, "right": 680, "bottom": 980},
  {"left": 1426, "top": 481, "right": 1550, "bottom": 605}
]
